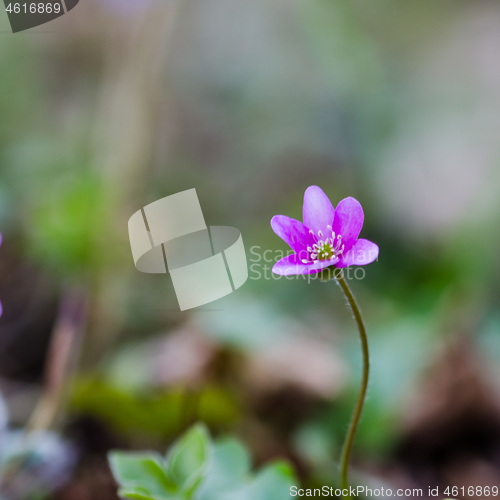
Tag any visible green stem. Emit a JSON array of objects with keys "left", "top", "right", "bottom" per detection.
[{"left": 330, "top": 268, "right": 370, "bottom": 497}]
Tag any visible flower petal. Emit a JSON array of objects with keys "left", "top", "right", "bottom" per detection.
[
  {"left": 337, "top": 239, "right": 379, "bottom": 268},
  {"left": 271, "top": 215, "right": 316, "bottom": 253},
  {"left": 332, "top": 197, "right": 364, "bottom": 250},
  {"left": 302, "top": 186, "right": 335, "bottom": 237},
  {"left": 272, "top": 254, "right": 336, "bottom": 276}
]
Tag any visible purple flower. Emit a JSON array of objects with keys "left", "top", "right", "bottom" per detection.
[{"left": 271, "top": 186, "right": 379, "bottom": 275}]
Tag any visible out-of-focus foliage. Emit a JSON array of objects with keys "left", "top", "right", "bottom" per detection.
[{"left": 71, "top": 378, "right": 239, "bottom": 442}]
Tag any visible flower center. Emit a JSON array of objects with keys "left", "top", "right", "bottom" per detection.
[{"left": 302, "top": 226, "right": 344, "bottom": 264}]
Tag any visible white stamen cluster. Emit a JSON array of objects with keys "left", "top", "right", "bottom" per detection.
[{"left": 301, "top": 225, "right": 344, "bottom": 264}]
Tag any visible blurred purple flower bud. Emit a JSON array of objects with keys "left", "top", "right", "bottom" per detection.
[{"left": 1, "top": 431, "right": 78, "bottom": 498}]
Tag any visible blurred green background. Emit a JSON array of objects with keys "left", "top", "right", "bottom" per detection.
[{"left": 1, "top": 0, "right": 500, "bottom": 498}]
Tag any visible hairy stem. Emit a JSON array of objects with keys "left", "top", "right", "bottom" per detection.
[{"left": 330, "top": 268, "right": 370, "bottom": 497}]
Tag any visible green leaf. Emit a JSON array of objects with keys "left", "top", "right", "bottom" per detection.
[
  {"left": 118, "top": 487, "right": 156, "bottom": 500},
  {"left": 260, "top": 460, "right": 295, "bottom": 480},
  {"left": 197, "top": 438, "right": 250, "bottom": 499},
  {"left": 110, "top": 425, "right": 297, "bottom": 500},
  {"left": 212, "top": 439, "right": 250, "bottom": 480},
  {"left": 248, "top": 460, "right": 296, "bottom": 500},
  {"left": 166, "top": 424, "right": 210, "bottom": 496},
  {"left": 118, "top": 487, "right": 181, "bottom": 500},
  {"left": 218, "top": 460, "right": 296, "bottom": 500},
  {"left": 109, "top": 452, "right": 174, "bottom": 498}
]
